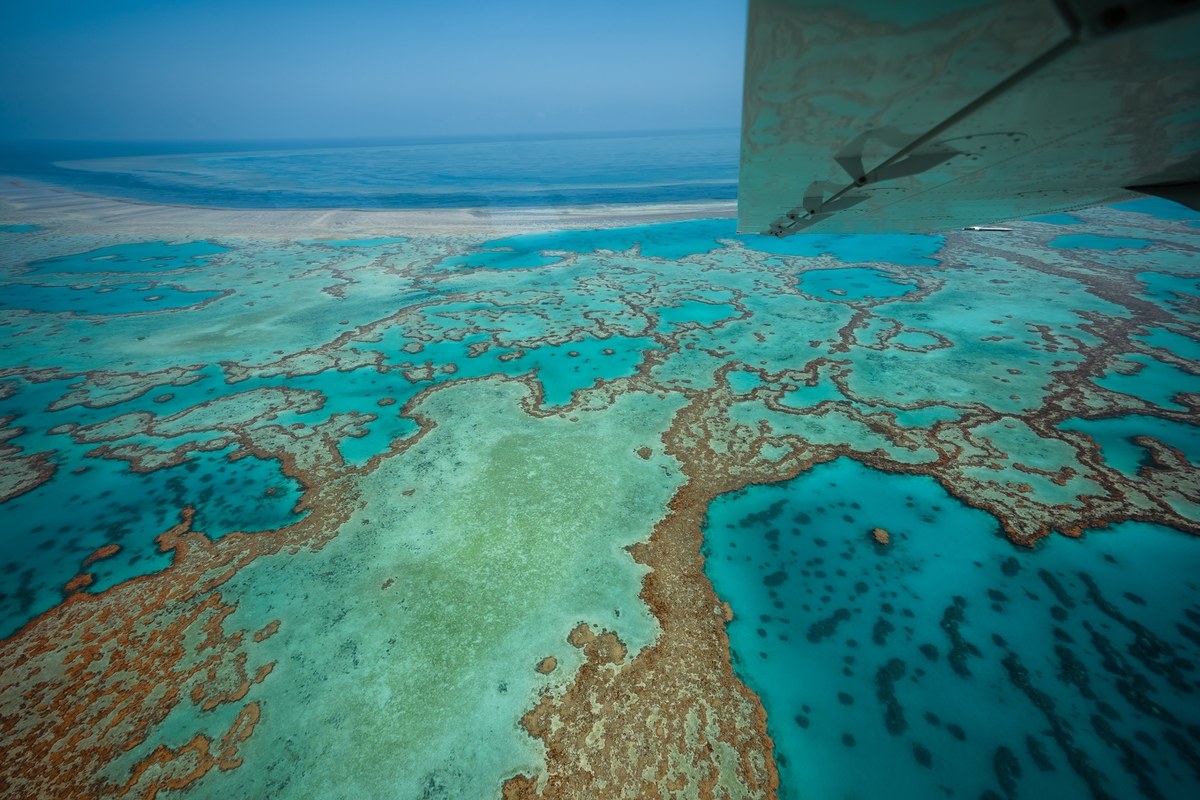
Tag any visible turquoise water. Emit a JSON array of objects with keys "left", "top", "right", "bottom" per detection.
[
  {"left": 1139, "top": 272, "right": 1200, "bottom": 310},
  {"left": 780, "top": 381, "right": 844, "bottom": 408},
  {"left": 0, "top": 282, "right": 225, "bottom": 315},
  {"left": 1113, "top": 197, "right": 1200, "bottom": 220},
  {"left": 744, "top": 232, "right": 945, "bottom": 266},
  {"left": 0, "top": 444, "right": 306, "bottom": 638},
  {"left": 728, "top": 369, "right": 765, "bottom": 395},
  {"left": 1061, "top": 416, "right": 1200, "bottom": 474},
  {"left": 0, "top": 366, "right": 306, "bottom": 637},
  {"left": 656, "top": 299, "right": 738, "bottom": 331},
  {"left": 0, "top": 228, "right": 668, "bottom": 637},
  {"left": 439, "top": 248, "right": 565, "bottom": 271},
  {"left": 1137, "top": 327, "right": 1200, "bottom": 361},
  {"left": 798, "top": 267, "right": 919, "bottom": 301},
  {"left": 444, "top": 219, "right": 945, "bottom": 272},
  {"left": 1048, "top": 234, "right": 1153, "bottom": 250},
  {"left": 299, "top": 236, "right": 409, "bottom": 248},
  {"left": 464, "top": 218, "right": 734, "bottom": 261},
  {"left": 25, "top": 241, "right": 228, "bottom": 275},
  {"left": 1095, "top": 353, "right": 1200, "bottom": 410},
  {"left": 703, "top": 458, "right": 1200, "bottom": 800},
  {"left": 1026, "top": 212, "right": 1083, "bottom": 225},
  {"left": 0, "top": 224, "right": 41, "bottom": 233}
]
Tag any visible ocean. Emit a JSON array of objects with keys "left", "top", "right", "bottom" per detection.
[{"left": 0, "top": 129, "right": 739, "bottom": 209}]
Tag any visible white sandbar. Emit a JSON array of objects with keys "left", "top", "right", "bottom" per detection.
[{"left": 0, "top": 177, "right": 736, "bottom": 239}]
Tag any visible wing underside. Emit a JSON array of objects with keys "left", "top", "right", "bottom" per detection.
[{"left": 738, "top": 0, "right": 1200, "bottom": 235}]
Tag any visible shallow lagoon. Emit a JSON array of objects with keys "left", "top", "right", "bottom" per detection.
[
  {"left": 24, "top": 240, "right": 228, "bottom": 275},
  {"left": 798, "top": 267, "right": 918, "bottom": 301},
  {"left": 0, "top": 281, "right": 225, "bottom": 315}
]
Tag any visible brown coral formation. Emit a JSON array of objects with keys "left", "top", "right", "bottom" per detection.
[
  {"left": 82, "top": 543, "right": 122, "bottom": 567},
  {"left": 0, "top": 463, "right": 360, "bottom": 798},
  {"left": 106, "top": 701, "right": 262, "bottom": 798},
  {"left": 0, "top": 351, "right": 459, "bottom": 797},
  {"left": 0, "top": 416, "right": 56, "bottom": 503},
  {"left": 504, "top": 493, "right": 778, "bottom": 798},
  {"left": 871, "top": 527, "right": 890, "bottom": 545},
  {"left": 535, "top": 656, "right": 558, "bottom": 675},
  {"left": 503, "top": 391, "right": 785, "bottom": 799},
  {"left": 253, "top": 619, "right": 281, "bottom": 643},
  {"left": 63, "top": 572, "right": 95, "bottom": 593}
]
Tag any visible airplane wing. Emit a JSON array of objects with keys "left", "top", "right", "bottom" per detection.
[{"left": 738, "top": 0, "right": 1200, "bottom": 235}]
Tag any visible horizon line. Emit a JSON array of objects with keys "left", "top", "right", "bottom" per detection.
[{"left": 0, "top": 126, "right": 741, "bottom": 149}]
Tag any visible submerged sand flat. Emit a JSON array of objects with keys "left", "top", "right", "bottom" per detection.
[
  {"left": 1, "top": 183, "right": 1199, "bottom": 799},
  {"left": 0, "top": 179, "right": 737, "bottom": 239}
]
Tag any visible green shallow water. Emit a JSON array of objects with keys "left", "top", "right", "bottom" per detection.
[{"left": 105, "top": 380, "right": 683, "bottom": 797}]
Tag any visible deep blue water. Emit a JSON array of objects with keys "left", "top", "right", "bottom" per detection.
[
  {"left": 703, "top": 458, "right": 1200, "bottom": 800},
  {"left": 0, "top": 130, "right": 738, "bottom": 209}
]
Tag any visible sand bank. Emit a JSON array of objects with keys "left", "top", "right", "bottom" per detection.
[{"left": 0, "top": 177, "right": 736, "bottom": 239}]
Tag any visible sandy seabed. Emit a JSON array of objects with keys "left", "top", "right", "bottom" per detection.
[{"left": 0, "top": 177, "right": 737, "bottom": 239}]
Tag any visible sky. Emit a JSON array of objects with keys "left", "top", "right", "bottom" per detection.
[{"left": 0, "top": 0, "right": 747, "bottom": 141}]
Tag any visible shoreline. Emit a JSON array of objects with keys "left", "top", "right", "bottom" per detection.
[{"left": 0, "top": 176, "right": 737, "bottom": 239}]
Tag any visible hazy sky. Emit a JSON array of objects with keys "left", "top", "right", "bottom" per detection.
[{"left": 0, "top": 0, "right": 746, "bottom": 141}]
